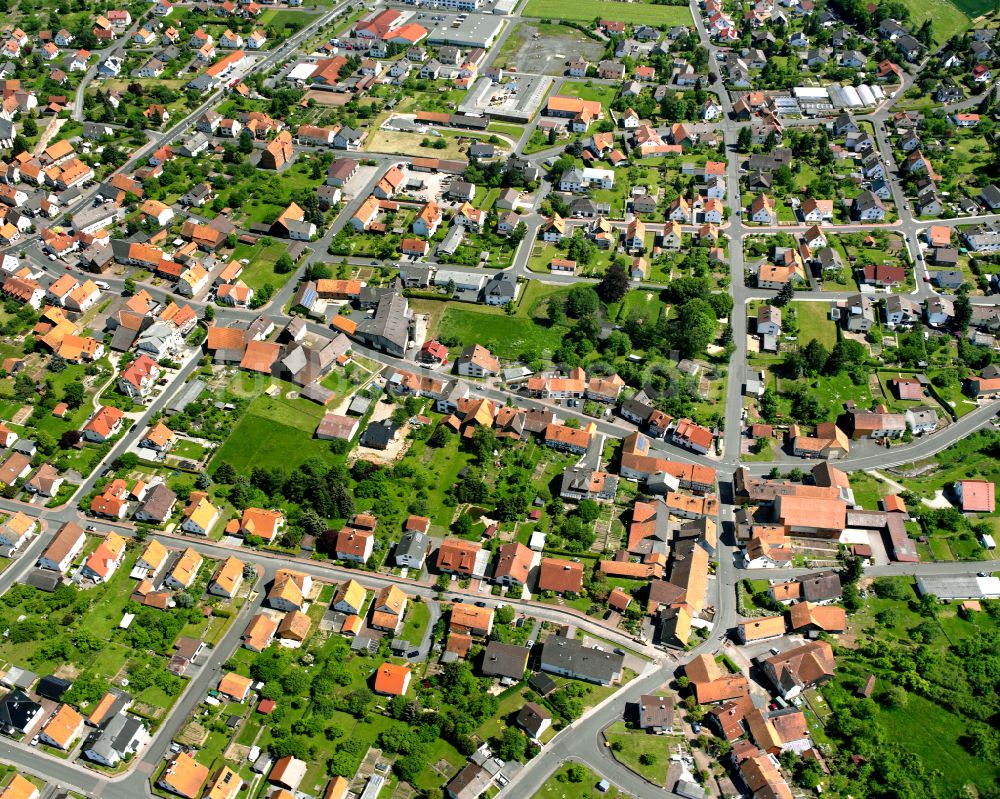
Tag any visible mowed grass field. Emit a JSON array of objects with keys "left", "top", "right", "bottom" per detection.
[
  {"left": 211, "top": 385, "right": 338, "bottom": 473},
  {"left": 897, "top": 0, "right": 971, "bottom": 43},
  {"left": 558, "top": 80, "right": 619, "bottom": 106},
  {"left": 952, "top": 0, "right": 994, "bottom": 15},
  {"left": 523, "top": 0, "right": 692, "bottom": 24},
  {"left": 867, "top": 685, "right": 999, "bottom": 793},
  {"left": 438, "top": 307, "right": 565, "bottom": 360},
  {"left": 434, "top": 281, "right": 573, "bottom": 361},
  {"left": 791, "top": 300, "right": 838, "bottom": 349},
  {"left": 230, "top": 241, "right": 299, "bottom": 291},
  {"left": 532, "top": 764, "right": 621, "bottom": 799}
]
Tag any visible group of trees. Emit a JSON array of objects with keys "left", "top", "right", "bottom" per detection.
[
  {"left": 0, "top": 360, "right": 103, "bottom": 477},
  {"left": 212, "top": 458, "right": 353, "bottom": 549},
  {"left": 87, "top": 84, "right": 182, "bottom": 131},
  {"left": 619, "top": 276, "right": 730, "bottom": 361},
  {"left": 0, "top": 577, "right": 186, "bottom": 710},
  {"left": 543, "top": 498, "right": 599, "bottom": 552},
  {"left": 463, "top": 159, "right": 526, "bottom": 191},
  {"left": 822, "top": 596, "right": 1000, "bottom": 799}
]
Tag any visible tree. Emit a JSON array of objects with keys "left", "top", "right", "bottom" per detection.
[
  {"left": 824, "top": 339, "right": 867, "bottom": 376},
  {"left": 759, "top": 386, "right": 778, "bottom": 424},
  {"left": 495, "top": 605, "right": 515, "bottom": 625},
  {"left": 428, "top": 425, "right": 451, "bottom": 448},
  {"left": 576, "top": 499, "right": 600, "bottom": 523},
  {"left": 788, "top": 386, "right": 823, "bottom": 424},
  {"left": 801, "top": 339, "right": 829, "bottom": 376},
  {"left": 596, "top": 263, "right": 630, "bottom": 303},
  {"left": 59, "top": 430, "right": 81, "bottom": 449},
  {"left": 604, "top": 330, "right": 631, "bottom": 356},
  {"left": 491, "top": 727, "right": 527, "bottom": 762},
  {"left": 566, "top": 234, "right": 596, "bottom": 266},
  {"left": 565, "top": 765, "right": 587, "bottom": 783},
  {"left": 452, "top": 513, "right": 473, "bottom": 537},
  {"left": 299, "top": 508, "right": 326, "bottom": 537},
  {"left": 13, "top": 372, "right": 35, "bottom": 401},
  {"left": 565, "top": 285, "right": 599, "bottom": 318},
  {"left": 62, "top": 381, "right": 84, "bottom": 408},
  {"left": 668, "top": 299, "right": 717, "bottom": 358},
  {"left": 916, "top": 19, "right": 933, "bottom": 46},
  {"left": 706, "top": 291, "right": 733, "bottom": 320},
  {"left": 468, "top": 425, "right": 497, "bottom": 463},
  {"left": 547, "top": 298, "right": 567, "bottom": 326},
  {"left": 11, "top": 135, "right": 29, "bottom": 158},
  {"left": 35, "top": 431, "right": 56, "bottom": 456},
  {"left": 21, "top": 116, "right": 37, "bottom": 137},
  {"left": 238, "top": 129, "right": 254, "bottom": 154},
  {"left": 773, "top": 282, "right": 795, "bottom": 307},
  {"left": 275, "top": 253, "right": 294, "bottom": 274},
  {"left": 663, "top": 276, "right": 710, "bottom": 305},
  {"left": 113, "top": 452, "right": 138, "bottom": 471},
  {"left": 954, "top": 292, "right": 972, "bottom": 331},
  {"left": 346, "top": 687, "right": 374, "bottom": 715},
  {"left": 214, "top": 461, "right": 237, "bottom": 483},
  {"left": 281, "top": 668, "right": 310, "bottom": 696}
]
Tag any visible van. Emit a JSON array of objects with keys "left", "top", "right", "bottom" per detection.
[{"left": 95, "top": 280, "right": 110, "bottom": 290}]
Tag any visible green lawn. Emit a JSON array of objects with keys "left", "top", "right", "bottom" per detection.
[
  {"left": 230, "top": 241, "right": 300, "bottom": 292},
  {"left": 826, "top": 587, "right": 1000, "bottom": 797},
  {"left": 743, "top": 437, "right": 776, "bottom": 462},
  {"left": 488, "top": 122, "right": 526, "bottom": 140},
  {"left": 890, "top": 429, "right": 1000, "bottom": 500},
  {"left": 435, "top": 282, "right": 572, "bottom": 362},
  {"left": 210, "top": 382, "right": 338, "bottom": 473},
  {"left": 523, "top": 0, "right": 692, "bottom": 24},
  {"left": 791, "top": 301, "right": 837, "bottom": 349},
  {"left": 882, "top": 694, "right": 994, "bottom": 790},
  {"left": 437, "top": 306, "right": 565, "bottom": 361},
  {"left": 766, "top": 368, "right": 873, "bottom": 424},
  {"left": 558, "top": 81, "right": 619, "bottom": 107},
  {"left": 258, "top": 8, "right": 318, "bottom": 27},
  {"left": 172, "top": 439, "right": 208, "bottom": 461},
  {"left": 532, "top": 763, "right": 621, "bottom": 799},
  {"left": 849, "top": 471, "right": 890, "bottom": 511},
  {"left": 0, "top": 547, "right": 192, "bottom": 718},
  {"left": 896, "top": 0, "right": 970, "bottom": 44},
  {"left": 399, "top": 433, "right": 474, "bottom": 529},
  {"left": 926, "top": 369, "right": 979, "bottom": 418},
  {"left": 226, "top": 631, "right": 469, "bottom": 795},
  {"left": 219, "top": 154, "right": 329, "bottom": 228},
  {"left": 603, "top": 721, "right": 676, "bottom": 785},
  {"left": 400, "top": 600, "right": 430, "bottom": 645},
  {"left": 607, "top": 289, "right": 668, "bottom": 325}
]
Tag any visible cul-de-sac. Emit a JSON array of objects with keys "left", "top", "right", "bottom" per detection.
[{"left": 0, "top": 0, "right": 996, "bottom": 797}]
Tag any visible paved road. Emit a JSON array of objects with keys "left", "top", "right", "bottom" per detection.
[{"left": 72, "top": 18, "right": 146, "bottom": 122}]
